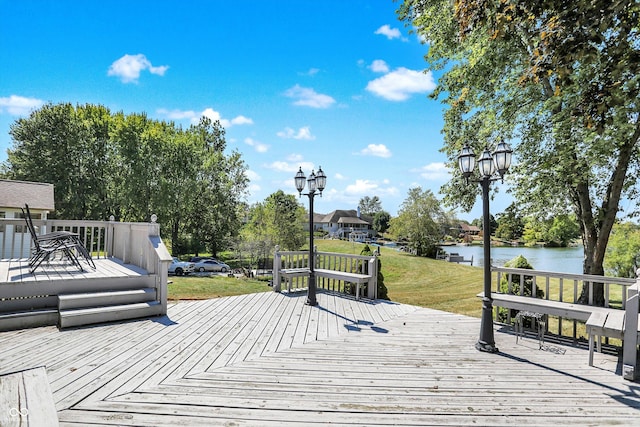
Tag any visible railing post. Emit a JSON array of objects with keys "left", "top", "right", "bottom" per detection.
[
  {"left": 623, "top": 278, "right": 639, "bottom": 381},
  {"left": 273, "top": 245, "right": 281, "bottom": 292},
  {"left": 368, "top": 255, "right": 377, "bottom": 299}
]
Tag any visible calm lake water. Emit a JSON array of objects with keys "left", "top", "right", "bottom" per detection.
[{"left": 440, "top": 244, "right": 584, "bottom": 274}]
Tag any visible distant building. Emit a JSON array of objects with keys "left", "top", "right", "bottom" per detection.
[
  {"left": 0, "top": 179, "right": 55, "bottom": 258},
  {"left": 309, "top": 209, "right": 375, "bottom": 241},
  {"left": 457, "top": 222, "right": 481, "bottom": 237}
]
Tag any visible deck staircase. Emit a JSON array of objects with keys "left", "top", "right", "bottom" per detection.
[
  {"left": 58, "top": 287, "right": 162, "bottom": 328},
  {"left": 0, "top": 264, "right": 165, "bottom": 331}
]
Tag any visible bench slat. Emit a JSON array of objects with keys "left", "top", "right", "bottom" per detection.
[
  {"left": 603, "top": 311, "right": 625, "bottom": 340},
  {"left": 482, "top": 292, "right": 595, "bottom": 322},
  {"left": 315, "top": 269, "right": 370, "bottom": 283}
]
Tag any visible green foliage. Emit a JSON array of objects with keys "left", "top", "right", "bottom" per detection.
[
  {"left": 604, "top": 222, "right": 640, "bottom": 278},
  {"left": 358, "top": 196, "right": 382, "bottom": 216},
  {"left": 360, "top": 244, "right": 388, "bottom": 300},
  {"left": 3, "top": 103, "right": 248, "bottom": 256},
  {"left": 5, "top": 103, "right": 116, "bottom": 219},
  {"left": 495, "top": 203, "right": 524, "bottom": 241},
  {"left": 398, "top": 0, "right": 640, "bottom": 304},
  {"left": 389, "top": 187, "right": 449, "bottom": 257},
  {"left": 241, "top": 190, "right": 306, "bottom": 260},
  {"left": 372, "top": 210, "right": 391, "bottom": 234},
  {"left": 546, "top": 214, "right": 580, "bottom": 247},
  {"left": 521, "top": 214, "right": 580, "bottom": 247},
  {"left": 264, "top": 190, "right": 306, "bottom": 250},
  {"left": 497, "top": 255, "right": 544, "bottom": 324}
]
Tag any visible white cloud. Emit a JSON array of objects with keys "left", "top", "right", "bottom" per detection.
[
  {"left": 248, "top": 182, "right": 262, "bottom": 195},
  {"left": 244, "top": 137, "right": 269, "bottom": 153},
  {"left": 284, "top": 84, "right": 336, "bottom": 108},
  {"left": 334, "top": 173, "right": 346, "bottom": 180},
  {"left": 157, "top": 108, "right": 253, "bottom": 128},
  {"left": 299, "top": 68, "right": 320, "bottom": 76},
  {"left": 108, "top": 54, "right": 169, "bottom": 83},
  {"left": 344, "top": 179, "right": 399, "bottom": 197},
  {"left": 413, "top": 162, "right": 451, "bottom": 180},
  {"left": 287, "top": 153, "right": 304, "bottom": 162},
  {"left": 374, "top": 24, "right": 403, "bottom": 40},
  {"left": 345, "top": 179, "right": 379, "bottom": 195},
  {"left": 370, "top": 59, "right": 389, "bottom": 73},
  {"left": 201, "top": 107, "right": 224, "bottom": 124},
  {"left": 157, "top": 108, "right": 198, "bottom": 120},
  {"left": 231, "top": 115, "right": 253, "bottom": 125},
  {"left": 265, "top": 160, "right": 314, "bottom": 173},
  {"left": 359, "top": 143, "right": 392, "bottom": 158},
  {"left": 366, "top": 67, "right": 436, "bottom": 101},
  {"left": 277, "top": 126, "right": 315, "bottom": 140},
  {"left": 0, "top": 95, "right": 44, "bottom": 115},
  {"left": 245, "top": 169, "right": 261, "bottom": 181}
]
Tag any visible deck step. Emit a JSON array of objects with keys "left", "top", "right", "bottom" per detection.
[
  {"left": 58, "top": 288, "right": 157, "bottom": 310},
  {"left": 59, "top": 301, "right": 162, "bottom": 329},
  {"left": 0, "top": 309, "right": 58, "bottom": 331}
]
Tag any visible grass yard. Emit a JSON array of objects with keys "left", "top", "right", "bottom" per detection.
[
  {"left": 168, "top": 239, "right": 486, "bottom": 318},
  {"left": 168, "top": 275, "right": 272, "bottom": 301},
  {"left": 168, "top": 240, "right": 629, "bottom": 344}
]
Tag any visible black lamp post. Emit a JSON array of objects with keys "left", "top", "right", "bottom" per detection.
[
  {"left": 458, "top": 142, "right": 512, "bottom": 353},
  {"left": 295, "top": 166, "right": 327, "bottom": 306}
]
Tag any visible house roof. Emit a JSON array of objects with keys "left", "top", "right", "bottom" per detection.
[
  {"left": 459, "top": 223, "right": 481, "bottom": 232},
  {"left": 315, "top": 209, "right": 373, "bottom": 225},
  {"left": 0, "top": 179, "right": 55, "bottom": 211}
]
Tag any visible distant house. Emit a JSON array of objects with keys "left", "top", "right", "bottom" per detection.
[
  {"left": 0, "top": 179, "right": 55, "bottom": 258},
  {"left": 311, "top": 209, "right": 375, "bottom": 241},
  {"left": 457, "top": 222, "right": 481, "bottom": 237}
]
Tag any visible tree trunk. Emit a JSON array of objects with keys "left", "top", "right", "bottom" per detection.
[{"left": 577, "top": 125, "right": 640, "bottom": 306}]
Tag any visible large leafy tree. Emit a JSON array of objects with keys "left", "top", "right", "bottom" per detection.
[
  {"left": 176, "top": 118, "right": 247, "bottom": 256},
  {"left": 243, "top": 190, "right": 306, "bottom": 252},
  {"left": 373, "top": 210, "right": 391, "bottom": 234},
  {"left": 389, "top": 187, "right": 448, "bottom": 257},
  {"left": 3, "top": 103, "right": 247, "bottom": 256},
  {"left": 495, "top": 203, "right": 524, "bottom": 241},
  {"left": 358, "top": 196, "right": 383, "bottom": 216},
  {"left": 399, "top": 0, "right": 640, "bottom": 304},
  {"left": 5, "top": 103, "right": 116, "bottom": 219}
]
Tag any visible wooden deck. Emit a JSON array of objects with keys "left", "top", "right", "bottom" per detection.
[
  {"left": 1, "top": 291, "right": 639, "bottom": 426},
  {"left": 0, "top": 257, "right": 147, "bottom": 284}
]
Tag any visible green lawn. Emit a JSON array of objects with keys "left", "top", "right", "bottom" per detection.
[{"left": 168, "top": 239, "right": 485, "bottom": 318}]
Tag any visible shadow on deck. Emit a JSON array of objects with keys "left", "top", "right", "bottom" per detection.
[{"left": 0, "top": 291, "right": 638, "bottom": 426}]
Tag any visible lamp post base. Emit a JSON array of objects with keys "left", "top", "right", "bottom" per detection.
[
  {"left": 475, "top": 341, "right": 499, "bottom": 353},
  {"left": 305, "top": 298, "right": 318, "bottom": 306}
]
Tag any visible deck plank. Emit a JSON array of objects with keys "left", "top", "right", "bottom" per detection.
[{"left": 1, "top": 291, "right": 638, "bottom": 426}]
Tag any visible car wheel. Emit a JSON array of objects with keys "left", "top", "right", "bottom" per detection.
[
  {"left": 221, "top": 267, "right": 227, "bottom": 273},
  {"left": 175, "top": 268, "right": 183, "bottom": 276},
  {"left": 199, "top": 267, "right": 205, "bottom": 272}
]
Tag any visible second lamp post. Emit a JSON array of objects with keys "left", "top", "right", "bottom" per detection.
[
  {"left": 295, "top": 166, "right": 327, "bottom": 306},
  {"left": 458, "top": 142, "right": 512, "bottom": 353}
]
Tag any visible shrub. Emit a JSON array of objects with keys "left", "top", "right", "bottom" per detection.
[
  {"left": 497, "top": 255, "right": 544, "bottom": 325},
  {"left": 360, "top": 245, "right": 388, "bottom": 300}
]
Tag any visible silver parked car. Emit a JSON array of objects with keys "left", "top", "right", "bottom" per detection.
[
  {"left": 168, "top": 257, "right": 195, "bottom": 276},
  {"left": 193, "top": 259, "right": 230, "bottom": 273}
]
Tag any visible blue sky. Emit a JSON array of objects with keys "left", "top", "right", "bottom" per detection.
[{"left": 0, "top": 0, "right": 514, "bottom": 220}]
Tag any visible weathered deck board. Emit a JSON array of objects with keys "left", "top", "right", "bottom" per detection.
[
  {"left": 0, "top": 291, "right": 638, "bottom": 426},
  {"left": 0, "top": 258, "right": 146, "bottom": 284},
  {"left": 0, "top": 367, "right": 58, "bottom": 427}
]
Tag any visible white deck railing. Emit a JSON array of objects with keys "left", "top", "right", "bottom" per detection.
[
  {"left": 0, "top": 217, "right": 171, "bottom": 277},
  {"left": 273, "top": 246, "right": 378, "bottom": 298},
  {"left": 492, "top": 266, "right": 637, "bottom": 337}
]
